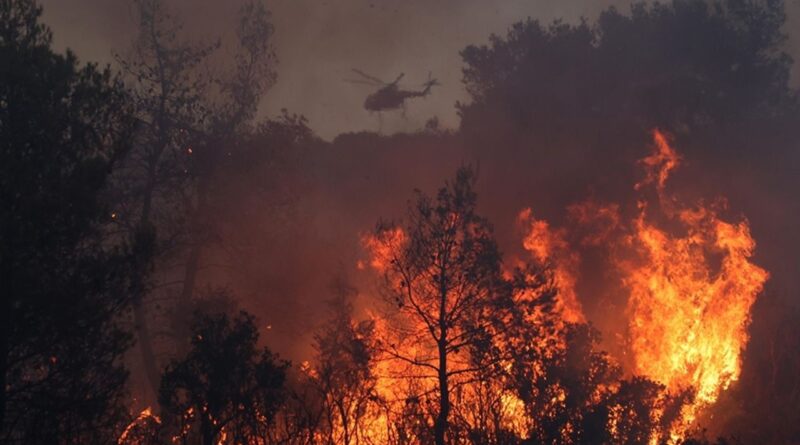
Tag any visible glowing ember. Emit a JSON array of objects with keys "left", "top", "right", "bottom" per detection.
[{"left": 118, "top": 407, "right": 161, "bottom": 445}]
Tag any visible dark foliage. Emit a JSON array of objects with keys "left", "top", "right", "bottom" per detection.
[
  {"left": 0, "top": 0, "right": 139, "bottom": 443},
  {"left": 159, "top": 310, "right": 289, "bottom": 445},
  {"left": 460, "top": 0, "right": 794, "bottom": 136}
]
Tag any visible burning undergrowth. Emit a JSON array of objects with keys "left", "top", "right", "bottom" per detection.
[
  {"left": 117, "top": 130, "right": 768, "bottom": 445},
  {"left": 355, "top": 129, "right": 768, "bottom": 444}
]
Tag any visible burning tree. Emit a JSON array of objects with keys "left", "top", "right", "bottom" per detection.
[
  {"left": 366, "top": 168, "right": 513, "bottom": 445},
  {"left": 359, "top": 132, "right": 764, "bottom": 443}
]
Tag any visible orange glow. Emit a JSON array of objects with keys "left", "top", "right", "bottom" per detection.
[
  {"left": 360, "top": 220, "right": 529, "bottom": 443},
  {"left": 361, "top": 226, "right": 406, "bottom": 272}
]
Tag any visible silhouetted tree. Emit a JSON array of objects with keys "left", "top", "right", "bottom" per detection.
[
  {"left": 312, "top": 279, "right": 381, "bottom": 445},
  {"left": 598, "top": 376, "right": 689, "bottom": 445},
  {"left": 113, "top": 0, "right": 218, "bottom": 397},
  {"left": 468, "top": 255, "right": 692, "bottom": 444},
  {"left": 392, "top": 390, "right": 436, "bottom": 445},
  {"left": 493, "top": 317, "right": 690, "bottom": 445},
  {"left": 455, "top": 0, "right": 800, "bottom": 257},
  {"left": 165, "top": 0, "right": 278, "bottom": 357},
  {"left": 449, "top": 368, "right": 521, "bottom": 445},
  {"left": 115, "top": 0, "right": 282, "bottom": 398},
  {"left": 519, "top": 324, "right": 621, "bottom": 444},
  {"left": 159, "top": 310, "right": 288, "bottom": 445},
  {"left": 269, "top": 368, "right": 325, "bottom": 445},
  {"left": 370, "top": 168, "right": 511, "bottom": 445},
  {"left": 0, "top": 0, "right": 138, "bottom": 442},
  {"left": 460, "top": 0, "right": 794, "bottom": 137}
]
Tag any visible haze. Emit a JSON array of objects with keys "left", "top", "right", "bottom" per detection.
[{"left": 40, "top": 0, "right": 800, "bottom": 140}]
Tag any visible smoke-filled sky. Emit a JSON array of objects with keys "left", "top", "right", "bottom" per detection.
[{"left": 39, "top": 0, "right": 800, "bottom": 140}]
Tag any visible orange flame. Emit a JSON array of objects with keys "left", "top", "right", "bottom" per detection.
[
  {"left": 636, "top": 129, "right": 681, "bottom": 192},
  {"left": 118, "top": 407, "right": 161, "bottom": 445},
  {"left": 361, "top": 227, "right": 406, "bottom": 272},
  {"left": 518, "top": 209, "right": 585, "bottom": 323},
  {"left": 620, "top": 132, "right": 768, "bottom": 436}
]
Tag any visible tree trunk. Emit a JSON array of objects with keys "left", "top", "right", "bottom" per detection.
[
  {"left": 435, "top": 337, "right": 449, "bottom": 445},
  {"left": 174, "top": 242, "right": 201, "bottom": 357},
  {"left": 133, "top": 295, "right": 161, "bottom": 398},
  {"left": 131, "top": 170, "right": 161, "bottom": 400},
  {"left": 0, "top": 257, "right": 10, "bottom": 429},
  {"left": 174, "top": 178, "right": 208, "bottom": 358},
  {"left": 201, "top": 416, "right": 215, "bottom": 445},
  {"left": 435, "top": 252, "right": 450, "bottom": 445},
  {"left": 337, "top": 399, "right": 351, "bottom": 445}
]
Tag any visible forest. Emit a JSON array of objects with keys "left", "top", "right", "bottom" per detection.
[{"left": 1, "top": 0, "right": 799, "bottom": 444}]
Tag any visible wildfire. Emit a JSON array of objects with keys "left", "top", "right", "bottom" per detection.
[
  {"left": 620, "top": 131, "right": 768, "bottom": 433},
  {"left": 517, "top": 208, "right": 585, "bottom": 323},
  {"left": 510, "top": 130, "right": 768, "bottom": 440},
  {"left": 120, "top": 130, "right": 766, "bottom": 445}
]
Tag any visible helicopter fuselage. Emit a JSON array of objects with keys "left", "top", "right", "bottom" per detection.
[{"left": 364, "top": 84, "right": 431, "bottom": 112}]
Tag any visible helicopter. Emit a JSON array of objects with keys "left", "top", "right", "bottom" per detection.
[{"left": 345, "top": 69, "right": 439, "bottom": 113}]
